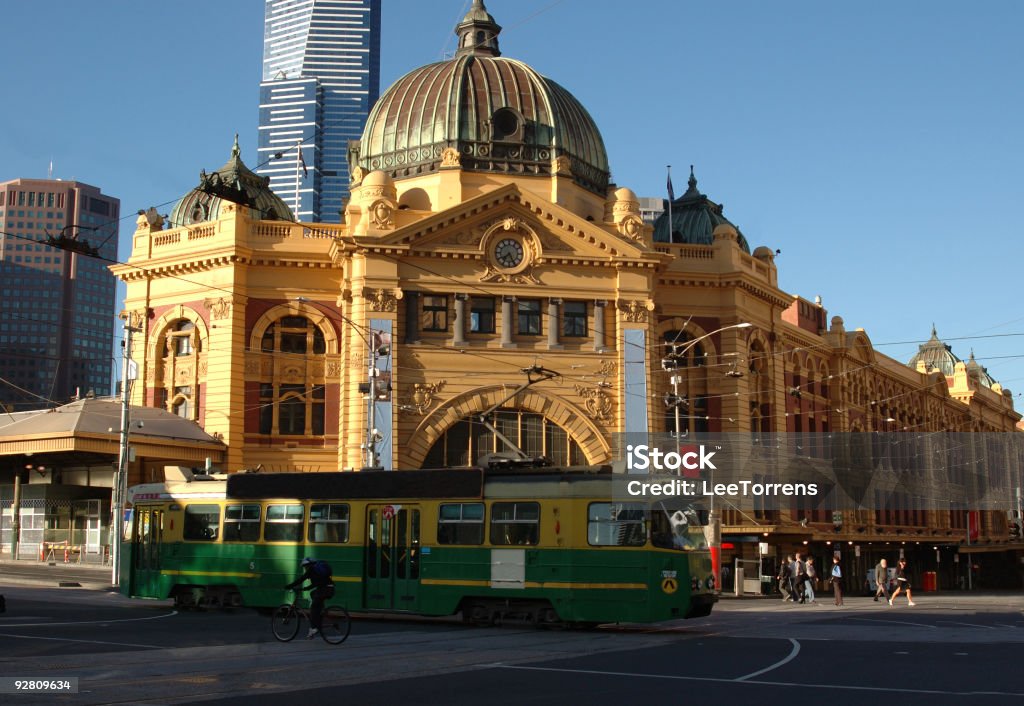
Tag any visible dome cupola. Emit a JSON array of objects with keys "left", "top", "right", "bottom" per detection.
[
  {"left": 351, "top": 0, "right": 610, "bottom": 195},
  {"left": 170, "top": 135, "right": 293, "bottom": 226},
  {"left": 652, "top": 166, "right": 750, "bottom": 253}
]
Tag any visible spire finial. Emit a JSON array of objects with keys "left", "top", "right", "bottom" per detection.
[
  {"left": 682, "top": 164, "right": 701, "bottom": 198},
  {"left": 455, "top": 0, "right": 502, "bottom": 57},
  {"left": 231, "top": 133, "right": 241, "bottom": 158},
  {"left": 931, "top": 322, "right": 937, "bottom": 338}
]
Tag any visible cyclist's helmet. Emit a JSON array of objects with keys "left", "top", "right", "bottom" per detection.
[{"left": 301, "top": 557, "right": 314, "bottom": 567}]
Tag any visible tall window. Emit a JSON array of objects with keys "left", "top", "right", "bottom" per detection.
[
  {"left": 470, "top": 297, "right": 495, "bottom": 333},
  {"left": 422, "top": 295, "right": 448, "bottom": 332},
  {"left": 517, "top": 299, "right": 541, "bottom": 335},
  {"left": 562, "top": 301, "right": 587, "bottom": 337},
  {"left": 171, "top": 320, "right": 195, "bottom": 357},
  {"left": 255, "top": 316, "right": 328, "bottom": 436}
]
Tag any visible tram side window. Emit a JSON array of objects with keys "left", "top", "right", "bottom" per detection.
[
  {"left": 490, "top": 502, "right": 540, "bottom": 545},
  {"left": 588, "top": 502, "right": 646, "bottom": 546},
  {"left": 184, "top": 504, "right": 220, "bottom": 541},
  {"left": 264, "top": 504, "right": 304, "bottom": 542},
  {"left": 223, "top": 504, "right": 261, "bottom": 542},
  {"left": 309, "top": 503, "right": 350, "bottom": 543},
  {"left": 438, "top": 503, "right": 484, "bottom": 545}
]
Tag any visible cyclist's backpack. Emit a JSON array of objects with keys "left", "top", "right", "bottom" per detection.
[{"left": 312, "top": 560, "right": 332, "bottom": 579}]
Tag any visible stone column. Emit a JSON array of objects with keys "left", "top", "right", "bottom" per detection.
[
  {"left": 593, "top": 300, "right": 607, "bottom": 352},
  {"left": 501, "top": 296, "right": 515, "bottom": 348},
  {"left": 453, "top": 294, "right": 467, "bottom": 346},
  {"left": 547, "top": 299, "right": 561, "bottom": 349}
]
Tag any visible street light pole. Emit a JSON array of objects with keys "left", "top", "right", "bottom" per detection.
[
  {"left": 111, "top": 319, "right": 140, "bottom": 587},
  {"left": 663, "top": 321, "right": 752, "bottom": 591}
]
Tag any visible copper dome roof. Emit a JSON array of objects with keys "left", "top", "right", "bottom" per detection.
[
  {"left": 351, "top": 1, "right": 610, "bottom": 195},
  {"left": 170, "top": 136, "right": 293, "bottom": 226}
]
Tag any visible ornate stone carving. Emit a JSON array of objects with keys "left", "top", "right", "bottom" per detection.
[
  {"left": 617, "top": 215, "right": 644, "bottom": 240},
  {"left": 369, "top": 199, "right": 395, "bottom": 229},
  {"left": 350, "top": 165, "right": 366, "bottom": 186},
  {"left": 366, "top": 288, "right": 398, "bottom": 312},
  {"left": 440, "top": 147, "right": 462, "bottom": 168},
  {"left": 134, "top": 309, "right": 150, "bottom": 330},
  {"left": 596, "top": 359, "right": 617, "bottom": 379},
  {"left": 175, "top": 365, "right": 194, "bottom": 383},
  {"left": 480, "top": 265, "right": 541, "bottom": 285},
  {"left": 280, "top": 365, "right": 303, "bottom": 383},
  {"left": 618, "top": 299, "right": 652, "bottom": 324},
  {"left": 326, "top": 361, "right": 341, "bottom": 377},
  {"left": 245, "top": 357, "right": 261, "bottom": 375},
  {"left": 552, "top": 154, "right": 572, "bottom": 176},
  {"left": 500, "top": 216, "right": 521, "bottom": 232},
  {"left": 204, "top": 297, "right": 232, "bottom": 320},
  {"left": 403, "top": 380, "right": 447, "bottom": 415},
  {"left": 198, "top": 360, "right": 208, "bottom": 376},
  {"left": 575, "top": 384, "right": 613, "bottom": 422},
  {"left": 438, "top": 227, "right": 484, "bottom": 246}
]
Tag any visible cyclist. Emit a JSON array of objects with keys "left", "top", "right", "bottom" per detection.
[{"left": 285, "top": 557, "right": 335, "bottom": 638}]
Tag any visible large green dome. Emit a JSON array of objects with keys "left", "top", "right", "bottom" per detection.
[{"left": 351, "top": 0, "right": 610, "bottom": 195}]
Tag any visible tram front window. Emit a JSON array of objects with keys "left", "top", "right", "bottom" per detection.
[{"left": 649, "top": 500, "right": 709, "bottom": 550}]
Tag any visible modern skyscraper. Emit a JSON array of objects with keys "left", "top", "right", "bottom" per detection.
[
  {"left": 0, "top": 179, "right": 119, "bottom": 410},
  {"left": 257, "top": 0, "right": 382, "bottom": 223}
]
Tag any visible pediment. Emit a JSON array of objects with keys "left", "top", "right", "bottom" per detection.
[{"left": 368, "top": 184, "right": 656, "bottom": 263}]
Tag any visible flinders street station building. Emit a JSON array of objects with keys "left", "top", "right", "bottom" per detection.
[{"left": 8, "top": 2, "right": 1019, "bottom": 587}]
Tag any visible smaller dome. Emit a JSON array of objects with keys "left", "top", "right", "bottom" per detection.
[
  {"left": 361, "top": 170, "right": 394, "bottom": 188},
  {"left": 170, "top": 136, "right": 293, "bottom": 226},
  {"left": 908, "top": 325, "right": 960, "bottom": 378},
  {"left": 652, "top": 167, "right": 750, "bottom": 253},
  {"left": 752, "top": 246, "right": 775, "bottom": 261},
  {"left": 614, "top": 187, "right": 638, "bottom": 202}
]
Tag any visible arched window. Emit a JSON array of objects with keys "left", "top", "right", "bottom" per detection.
[
  {"left": 156, "top": 318, "right": 201, "bottom": 421},
  {"left": 422, "top": 410, "right": 583, "bottom": 468},
  {"left": 171, "top": 320, "right": 195, "bottom": 357},
  {"left": 255, "top": 316, "right": 328, "bottom": 436}
]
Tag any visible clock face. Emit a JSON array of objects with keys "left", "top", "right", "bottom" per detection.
[{"left": 494, "top": 238, "right": 525, "bottom": 268}]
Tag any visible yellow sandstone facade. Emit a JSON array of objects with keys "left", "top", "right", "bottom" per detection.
[{"left": 110, "top": 1, "right": 1020, "bottom": 571}]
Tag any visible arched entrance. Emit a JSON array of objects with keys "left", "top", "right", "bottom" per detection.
[{"left": 405, "top": 386, "right": 610, "bottom": 469}]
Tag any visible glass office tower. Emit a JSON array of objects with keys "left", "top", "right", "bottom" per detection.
[
  {"left": 257, "top": 0, "right": 382, "bottom": 223},
  {"left": 0, "top": 179, "right": 119, "bottom": 410}
]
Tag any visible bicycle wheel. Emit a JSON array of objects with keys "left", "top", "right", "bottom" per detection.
[
  {"left": 271, "top": 604, "right": 302, "bottom": 642},
  {"left": 320, "top": 605, "right": 351, "bottom": 645}
]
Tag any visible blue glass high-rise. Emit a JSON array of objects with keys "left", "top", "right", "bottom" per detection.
[{"left": 257, "top": 0, "right": 381, "bottom": 223}]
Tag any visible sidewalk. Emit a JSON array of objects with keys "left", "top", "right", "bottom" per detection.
[{"left": 0, "top": 556, "right": 115, "bottom": 590}]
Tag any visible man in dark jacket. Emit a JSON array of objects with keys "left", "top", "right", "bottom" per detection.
[
  {"left": 285, "top": 557, "right": 335, "bottom": 638},
  {"left": 874, "top": 558, "right": 890, "bottom": 602}
]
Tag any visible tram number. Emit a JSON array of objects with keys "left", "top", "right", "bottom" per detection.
[{"left": 661, "top": 577, "right": 679, "bottom": 594}]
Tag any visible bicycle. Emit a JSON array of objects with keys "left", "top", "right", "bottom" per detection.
[{"left": 271, "top": 590, "right": 351, "bottom": 644}]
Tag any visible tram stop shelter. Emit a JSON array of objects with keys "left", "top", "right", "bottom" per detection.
[{"left": 0, "top": 397, "right": 225, "bottom": 563}]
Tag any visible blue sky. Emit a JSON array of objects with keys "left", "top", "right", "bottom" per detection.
[{"left": 2, "top": 1, "right": 1022, "bottom": 400}]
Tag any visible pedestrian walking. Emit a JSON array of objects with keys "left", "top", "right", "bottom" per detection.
[
  {"left": 792, "top": 553, "right": 807, "bottom": 603},
  {"left": 889, "top": 558, "right": 915, "bottom": 606},
  {"left": 805, "top": 556, "right": 818, "bottom": 603},
  {"left": 830, "top": 556, "right": 844, "bottom": 606},
  {"left": 778, "top": 555, "right": 794, "bottom": 602},
  {"left": 873, "top": 558, "right": 890, "bottom": 603}
]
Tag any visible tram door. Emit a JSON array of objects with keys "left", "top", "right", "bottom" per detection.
[
  {"left": 130, "top": 507, "right": 163, "bottom": 596},
  {"left": 365, "top": 505, "right": 421, "bottom": 611}
]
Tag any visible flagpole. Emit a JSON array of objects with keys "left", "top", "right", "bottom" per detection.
[
  {"left": 666, "top": 165, "right": 673, "bottom": 242},
  {"left": 295, "top": 140, "right": 302, "bottom": 221}
]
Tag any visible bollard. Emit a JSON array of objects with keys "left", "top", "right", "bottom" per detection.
[{"left": 734, "top": 567, "right": 744, "bottom": 596}]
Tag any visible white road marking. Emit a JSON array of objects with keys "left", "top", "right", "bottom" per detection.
[
  {"left": 848, "top": 617, "right": 937, "bottom": 629},
  {"left": 0, "top": 632, "right": 161, "bottom": 649},
  {"left": 487, "top": 664, "right": 1024, "bottom": 697},
  {"left": 0, "top": 610, "right": 177, "bottom": 628},
  {"left": 736, "top": 638, "right": 800, "bottom": 681},
  {"left": 939, "top": 621, "right": 994, "bottom": 629}
]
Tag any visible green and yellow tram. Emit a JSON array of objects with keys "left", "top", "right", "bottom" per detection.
[{"left": 123, "top": 467, "right": 716, "bottom": 625}]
